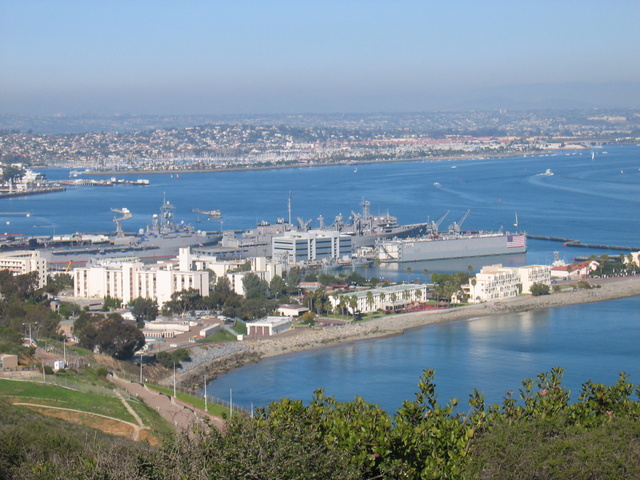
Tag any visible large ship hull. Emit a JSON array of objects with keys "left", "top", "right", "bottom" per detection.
[
  {"left": 40, "top": 233, "right": 221, "bottom": 268},
  {"left": 377, "top": 232, "right": 527, "bottom": 262}
]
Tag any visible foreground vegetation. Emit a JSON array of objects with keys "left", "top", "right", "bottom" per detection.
[{"left": 3, "top": 368, "right": 640, "bottom": 479}]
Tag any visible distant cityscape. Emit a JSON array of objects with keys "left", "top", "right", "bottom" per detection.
[{"left": 1, "top": 110, "right": 639, "bottom": 172}]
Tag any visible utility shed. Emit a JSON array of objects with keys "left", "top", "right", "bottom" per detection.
[
  {"left": 247, "top": 316, "right": 293, "bottom": 337},
  {"left": 0, "top": 354, "right": 18, "bottom": 369}
]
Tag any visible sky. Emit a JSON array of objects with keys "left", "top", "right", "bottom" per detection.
[{"left": 1, "top": 0, "right": 639, "bottom": 115}]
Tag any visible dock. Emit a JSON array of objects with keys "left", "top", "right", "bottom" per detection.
[{"left": 526, "top": 234, "right": 639, "bottom": 252}]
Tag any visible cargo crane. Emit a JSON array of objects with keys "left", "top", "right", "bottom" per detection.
[
  {"left": 448, "top": 209, "right": 471, "bottom": 233},
  {"left": 427, "top": 210, "right": 450, "bottom": 235},
  {"left": 111, "top": 208, "right": 132, "bottom": 237}
]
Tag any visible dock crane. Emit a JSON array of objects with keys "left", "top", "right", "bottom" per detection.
[
  {"left": 427, "top": 210, "right": 450, "bottom": 235},
  {"left": 111, "top": 208, "right": 132, "bottom": 237},
  {"left": 448, "top": 209, "right": 471, "bottom": 233}
]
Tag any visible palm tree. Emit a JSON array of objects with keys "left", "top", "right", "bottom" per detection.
[
  {"left": 366, "top": 290, "right": 374, "bottom": 312},
  {"left": 423, "top": 268, "right": 429, "bottom": 283},
  {"left": 390, "top": 292, "right": 397, "bottom": 311},
  {"left": 406, "top": 267, "right": 412, "bottom": 282},
  {"left": 349, "top": 295, "right": 358, "bottom": 320}
]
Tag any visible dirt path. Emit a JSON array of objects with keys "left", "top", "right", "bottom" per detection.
[
  {"left": 114, "top": 389, "right": 145, "bottom": 441},
  {"left": 109, "top": 374, "right": 225, "bottom": 433}
]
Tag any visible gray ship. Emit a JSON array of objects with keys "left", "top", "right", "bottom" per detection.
[
  {"left": 40, "top": 199, "right": 220, "bottom": 268},
  {"left": 219, "top": 199, "right": 429, "bottom": 258},
  {"left": 376, "top": 210, "right": 527, "bottom": 262}
]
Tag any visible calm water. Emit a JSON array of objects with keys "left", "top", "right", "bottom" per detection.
[
  {"left": 204, "top": 296, "right": 640, "bottom": 412},
  {"left": 3, "top": 146, "right": 639, "bottom": 411}
]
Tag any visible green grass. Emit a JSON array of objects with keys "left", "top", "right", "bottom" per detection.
[
  {"left": 0, "top": 378, "right": 135, "bottom": 423},
  {"left": 124, "top": 394, "right": 175, "bottom": 436},
  {"left": 147, "top": 384, "right": 230, "bottom": 418},
  {"left": 197, "top": 329, "right": 238, "bottom": 343}
]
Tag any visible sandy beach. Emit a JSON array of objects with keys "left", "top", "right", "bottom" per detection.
[{"left": 177, "top": 276, "right": 640, "bottom": 388}]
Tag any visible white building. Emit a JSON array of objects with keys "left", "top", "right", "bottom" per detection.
[
  {"left": 272, "top": 230, "right": 352, "bottom": 264},
  {"left": 247, "top": 316, "right": 293, "bottom": 336},
  {"left": 178, "top": 247, "right": 284, "bottom": 296},
  {"left": 329, "top": 284, "right": 428, "bottom": 314},
  {"left": 0, "top": 250, "right": 47, "bottom": 288},
  {"left": 462, "top": 264, "right": 551, "bottom": 304},
  {"left": 73, "top": 257, "right": 209, "bottom": 307}
]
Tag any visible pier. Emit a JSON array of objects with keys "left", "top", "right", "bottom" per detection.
[{"left": 526, "top": 234, "right": 639, "bottom": 252}]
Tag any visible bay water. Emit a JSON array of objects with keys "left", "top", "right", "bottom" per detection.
[{"left": 2, "top": 146, "right": 639, "bottom": 412}]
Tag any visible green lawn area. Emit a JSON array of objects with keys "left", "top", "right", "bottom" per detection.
[
  {"left": 147, "top": 384, "right": 230, "bottom": 418},
  {"left": 197, "top": 329, "right": 237, "bottom": 343},
  {"left": 0, "top": 378, "right": 135, "bottom": 423}
]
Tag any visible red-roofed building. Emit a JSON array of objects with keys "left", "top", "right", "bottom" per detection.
[{"left": 550, "top": 260, "right": 599, "bottom": 279}]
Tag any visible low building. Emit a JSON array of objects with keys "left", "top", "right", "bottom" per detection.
[
  {"left": 550, "top": 260, "right": 599, "bottom": 279},
  {"left": 277, "top": 304, "right": 309, "bottom": 317},
  {"left": 247, "top": 316, "right": 293, "bottom": 336},
  {"left": 329, "top": 284, "right": 428, "bottom": 314},
  {"left": 0, "top": 250, "right": 47, "bottom": 288},
  {"left": 0, "top": 354, "right": 18, "bottom": 369}
]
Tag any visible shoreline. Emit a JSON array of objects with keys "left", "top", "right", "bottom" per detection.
[
  {"left": 70, "top": 150, "right": 541, "bottom": 176},
  {"left": 177, "top": 276, "right": 640, "bottom": 388}
]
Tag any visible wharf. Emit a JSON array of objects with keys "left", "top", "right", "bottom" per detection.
[
  {"left": 527, "top": 234, "right": 639, "bottom": 252},
  {"left": 0, "top": 186, "right": 66, "bottom": 198}
]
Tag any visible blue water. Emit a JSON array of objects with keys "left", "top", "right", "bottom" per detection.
[
  {"left": 3, "top": 146, "right": 640, "bottom": 411},
  {"left": 204, "top": 296, "right": 640, "bottom": 412}
]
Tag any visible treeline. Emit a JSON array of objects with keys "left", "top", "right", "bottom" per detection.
[{"left": 3, "top": 368, "right": 640, "bottom": 479}]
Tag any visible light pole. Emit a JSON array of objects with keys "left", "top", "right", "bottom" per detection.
[
  {"left": 173, "top": 361, "right": 176, "bottom": 397},
  {"left": 139, "top": 353, "right": 143, "bottom": 383},
  {"left": 204, "top": 372, "right": 208, "bottom": 412},
  {"left": 229, "top": 388, "right": 233, "bottom": 420}
]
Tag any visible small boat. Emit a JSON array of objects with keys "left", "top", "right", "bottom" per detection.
[{"left": 541, "top": 169, "right": 554, "bottom": 176}]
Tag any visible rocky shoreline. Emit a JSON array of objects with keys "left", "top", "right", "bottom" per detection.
[{"left": 176, "top": 277, "right": 640, "bottom": 389}]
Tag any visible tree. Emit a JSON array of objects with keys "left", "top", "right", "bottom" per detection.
[
  {"left": 285, "top": 267, "right": 302, "bottom": 288},
  {"left": 103, "top": 295, "right": 121, "bottom": 310},
  {"left": 366, "top": 291, "right": 375, "bottom": 312},
  {"left": 130, "top": 297, "right": 159, "bottom": 323},
  {"left": 243, "top": 273, "right": 269, "bottom": 299},
  {"left": 406, "top": 267, "right": 412, "bottom": 282},
  {"left": 157, "top": 348, "right": 191, "bottom": 369},
  {"left": 349, "top": 295, "right": 358, "bottom": 320},
  {"left": 530, "top": 283, "right": 551, "bottom": 296},
  {"left": 423, "top": 269, "right": 429, "bottom": 283},
  {"left": 164, "top": 288, "right": 202, "bottom": 315},
  {"left": 74, "top": 313, "right": 144, "bottom": 359},
  {"left": 269, "top": 275, "right": 287, "bottom": 299}
]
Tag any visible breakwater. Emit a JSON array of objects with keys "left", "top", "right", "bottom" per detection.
[{"left": 527, "top": 234, "right": 639, "bottom": 252}]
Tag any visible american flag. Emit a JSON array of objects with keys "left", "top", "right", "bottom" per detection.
[{"left": 507, "top": 234, "right": 526, "bottom": 248}]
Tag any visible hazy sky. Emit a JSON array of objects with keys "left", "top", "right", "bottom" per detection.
[{"left": 2, "top": 1, "right": 639, "bottom": 115}]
